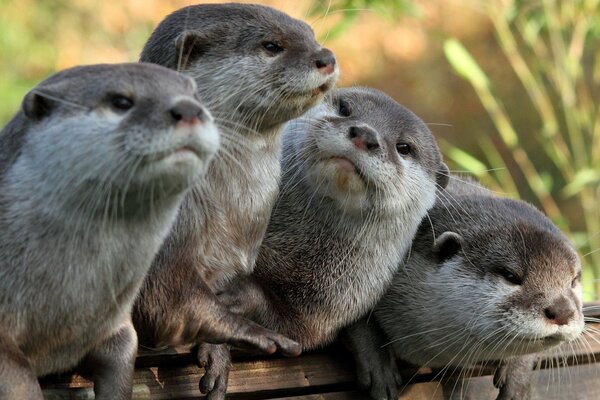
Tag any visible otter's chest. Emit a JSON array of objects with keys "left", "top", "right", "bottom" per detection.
[
  {"left": 14, "top": 220, "right": 170, "bottom": 376},
  {"left": 200, "top": 140, "right": 281, "bottom": 284},
  {"left": 291, "top": 227, "right": 409, "bottom": 328},
  {"left": 330, "top": 241, "right": 404, "bottom": 315},
  {"left": 27, "top": 295, "right": 133, "bottom": 376}
]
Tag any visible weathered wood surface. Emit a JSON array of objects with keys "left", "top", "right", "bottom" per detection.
[{"left": 41, "top": 306, "right": 600, "bottom": 399}]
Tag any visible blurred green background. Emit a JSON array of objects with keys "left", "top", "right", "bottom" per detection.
[{"left": 1, "top": 0, "right": 599, "bottom": 300}]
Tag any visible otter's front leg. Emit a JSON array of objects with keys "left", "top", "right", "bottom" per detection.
[
  {"left": 341, "top": 318, "right": 402, "bottom": 400},
  {"left": 0, "top": 331, "right": 44, "bottom": 399},
  {"left": 493, "top": 354, "right": 536, "bottom": 400},
  {"left": 194, "top": 292, "right": 301, "bottom": 400},
  {"left": 197, "top": 343, "right": 231, "bottom": 400},
  {"left": 135, "top": 268, "right": 301, "bottom": 399},
  {"left": 79, "top": 320, "right": 137, "bottom": 400},
  {"left": 195, "top": 284, "right": 301, "bottom": 356},
  {"left": 135, "top": 263, "right": 300, "bottom": 355},
  {"left": 198, "top": 276, "right": 302, "bottom": 400}
]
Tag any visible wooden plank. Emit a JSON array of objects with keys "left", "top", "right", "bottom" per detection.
[
  {"left": 270, "top": 391, "right": 368, "bottom": 400},
  {"left": 227, "top": 353, "right": 355, "bottom": 395},
  {"left": 417, "top": 362, "right": 600, "bottom": 400},
  {"left": 532, "top": 362, "right": 600, "bottom": 400},
  {"left": 272, "top": 363, "right": 600, "bottom": 400},
  {"left": 40, "top": 321, "right": 600, "bottom": 399},
  {"left": 42, "top": 350, "right": 357, "bottom": 400}
]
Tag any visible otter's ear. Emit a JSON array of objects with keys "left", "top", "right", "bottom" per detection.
[
  {"left": 436, "top": 163, "right": 450, "bottom": 189},
  {"left": 433, "top": 231, "right": 463, "bottom": 262},
  {"left": 22, "top": 90, "right": 56, "bottom": 120},
  {"left": 175, "top": 30, "right": 211, "bottom": 68}
]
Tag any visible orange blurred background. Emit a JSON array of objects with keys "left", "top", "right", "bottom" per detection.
[{"left": 1, "top": 0, "right": 599, "bottom": 299}]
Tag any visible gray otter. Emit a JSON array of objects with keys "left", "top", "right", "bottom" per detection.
[
  {"left": 0, "top": 63, "right": 219, "bottom": 399},
  {"left": 132, "top": 3, "right": 339, "bottom": 398},
  {"left": 344, "top": 176, "right": 584, "bottom": 400},
  {"left": 221, "top": 87, "right": 449, "bottom": 351}
]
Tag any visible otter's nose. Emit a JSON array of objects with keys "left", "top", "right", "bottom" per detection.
[
  {"left": 349, "top": 126, "right": 379, "bottom": 151},
  {"left": 544, "top": 296, "right": 575, "bottom": 326},
  {"left": 169, "top": 99, "right": 204, "bottom": 125},
  {"left": 314, "top": 48, "right": 336, "bottom": 75}
]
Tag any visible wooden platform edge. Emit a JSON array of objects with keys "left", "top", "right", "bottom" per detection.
[{"left": 40, "top": 310, "right": 600, "bottom": 400}]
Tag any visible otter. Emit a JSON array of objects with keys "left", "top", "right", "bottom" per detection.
[
  {"left": 132, "top": 3, "right": 339, "bottom": 398},
  {"left": 0, "top": 63, "right": 219, "bottom": 399},
  {"left": 344, "top": 176, "right": 584, "bottom": 400},
  {"left": 220, "top": 87, "right": 449, "bottom": 351}
]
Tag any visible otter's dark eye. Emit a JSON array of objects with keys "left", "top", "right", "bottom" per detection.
[
  {"left": 110, "top": 95, "right": 134, "bottom": 112},
  {"left": 396, "top": 143, "right": 412, "bottom": 156},
  {"left": 497, "top": 268, "right": 522, "bottom": 285},
  {"left": 338, "top": 99, "right": 351, "bottom": 117},
  {"left": 262, "top": 42, "right": 284, "bottom": 55},
  {"left": 572, "top": 271, "right": 582, "bottom": 288}
]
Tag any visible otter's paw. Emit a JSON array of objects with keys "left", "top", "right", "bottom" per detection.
[
  {"left": 263, "top": 329, "right": 302, "bottom": 357},
  {"left": 230, "top": 321, "right": 302, "bottom": 357},
  {"left": 356, "top": 345, "right": 402, "bottom": 400},
  {"left": 197, "top": 343, "right": 231, "bottom": 400},
  {"left": 493, "top": 355, "right": 535, "bottom": 400}
]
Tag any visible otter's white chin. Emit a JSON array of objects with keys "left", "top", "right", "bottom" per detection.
[
  {"left": 311, "top": 158, "right": 369, "bottom": 214},
  {"left": 491, "top": 325, "right": 583, "bottom": 358},
  {"left": 281, "top": 92, "right": 327, "bottom": 121},
  {"left": 301, "top": 92, "right": 326, "bottom": 110},
  {"left": 139, "top": 152, "right": 208, "bottom": 188},
  {"left": 157, "top": 148, "right": 203, "bottom": 167},
  {"left": 499, "top": 338, "right": 562, "bottom": 357},
  {"left": 321, "top": 159, "right": 365, "bottom": 192}
]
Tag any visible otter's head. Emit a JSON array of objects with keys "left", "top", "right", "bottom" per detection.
[
  {"left": 140, "top": 4, "right": 339, "bottom": 133},
  {"left": 3, "top": 63, "right": 219, "bottom": 218},
  {"left": 282, "top": 87, "right": 449, "bottom": 217},
  {"left": 425, "top": 196, "right": 584, "bottom": 359}
]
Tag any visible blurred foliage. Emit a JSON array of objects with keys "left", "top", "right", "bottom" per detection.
[
  {"left": 0, "top": 0, "right": 598, "bottom": 299},
  {"left": 311, "top": 0, "right": 600, "bottom": 300},
  {"left": 442, "top": 0, "right": 600, "bottom": 299},
  {"left": 309, "top": 0, "right": 418, "bottom": 40},
  {"left": 0, "top": 0, "right": 161, "bottom": 124}
]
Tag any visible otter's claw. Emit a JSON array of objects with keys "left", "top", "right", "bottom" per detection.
[{"left": 228, "top": 321, "right": 301, "bottom": 356}]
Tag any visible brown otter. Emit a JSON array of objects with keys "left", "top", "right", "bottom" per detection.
[
  {"left": 344, "top": 176, "right": 584, "bottom": 400},
  {"left": 220, "top": 86, "right": 449, "bottom": 352},
  {"left": 132, "top": 4, "right": 339, "bottom": 398},
  {"left": 0, "top": 63, "right": 219, "bottom": 399}
]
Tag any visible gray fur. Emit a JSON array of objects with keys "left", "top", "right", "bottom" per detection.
[
  {"left": 134, "top": 5, "right": 338, "bottom": 398},
  {"left": 378, "top": 176, "right": 583, "bottom": 365},
  {"left": 347, "top": 176, "right": 583, "bottom": 399},
  {"left": 140, "top": 3, "right": 336, "bottom": 133},
  {"left": 494, "top": 353, "right": 537, "bottom": 400},
  {"left": 133, "top": 3, "right": 338, "bottom": 353},
  {"left": 222, "top": 87, "right": 449, "bottom": 350},
  {"left": 0, "top": 63, "right": 219, "bottom": 398}
]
